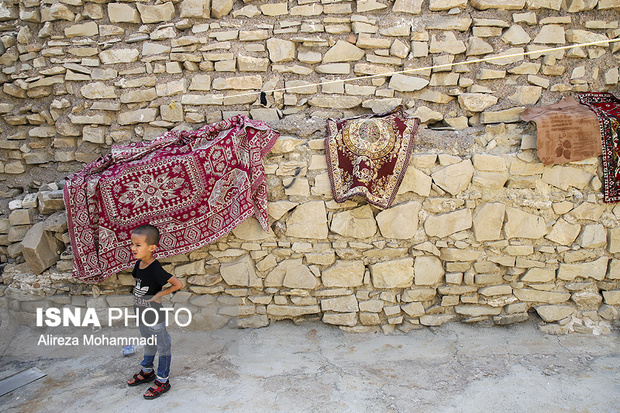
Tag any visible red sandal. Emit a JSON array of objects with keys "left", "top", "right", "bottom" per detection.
[
  {"left": 144, "top": 380, "right": 171, "bottom": 399},
  {"left": 127, "top": 370, "right": 156, "bottom": 386}
]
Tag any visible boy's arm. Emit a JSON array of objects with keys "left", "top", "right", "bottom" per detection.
[{"left": 147, "top": 275, "right": 183, "bottom": 304}]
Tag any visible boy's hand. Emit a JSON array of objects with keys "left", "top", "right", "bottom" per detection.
[{"left": 147, "top": 294, "right": 162, "bottom": 304}]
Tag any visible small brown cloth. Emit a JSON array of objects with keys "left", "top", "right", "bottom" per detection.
[{"left": 521, "top": 96, "right": 602, "bottom": 165}]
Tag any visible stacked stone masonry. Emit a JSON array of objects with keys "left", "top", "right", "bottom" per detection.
[{"left": 0, "top": 0, "right": 620, "bottom": 335}]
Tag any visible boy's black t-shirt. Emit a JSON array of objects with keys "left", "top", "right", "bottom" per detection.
[{"left": 132, "top": 259, "right": 172, "bottom": 325}]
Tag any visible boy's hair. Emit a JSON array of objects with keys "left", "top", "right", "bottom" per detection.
[{"left": 132, "top": 224, "right": 160, "bottom": 246}]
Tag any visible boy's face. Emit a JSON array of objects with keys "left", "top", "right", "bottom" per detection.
[{"left": 130, "top": 233, "right": 157, "bottom": 261}]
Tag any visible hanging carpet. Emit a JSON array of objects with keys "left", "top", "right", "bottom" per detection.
[
  {"left": 577, "top": 92, "right": 620, "bottom": 203},
  {"left": 520, "top": 96, "right": 602, "bottom": 165},
  {"left": 325, "top": 106, "right": 419, "bottom": 209},
  {"left": 64, "top": 115, "right": 279, "bottom": 283}
]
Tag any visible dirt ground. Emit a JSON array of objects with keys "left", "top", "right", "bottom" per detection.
[{"left": 1, "top": 318, "right": 619, "bottom": 413}]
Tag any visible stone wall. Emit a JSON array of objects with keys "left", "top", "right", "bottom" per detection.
[{"left": 1, "top": 0, "right": 620, "bottom": 335}]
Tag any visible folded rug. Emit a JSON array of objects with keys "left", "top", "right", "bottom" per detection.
[
  {"left": 577, "top": 92, "right": 620, "bottom": 203},
  {"left": 325, "top": 106, "right": 419, "bottom": 209},
  {"left": 64, "top": 115, "right": 279, "bottom": 283},
  {"left": 520, "top": 96, "right": 602, "bottom": 165}
]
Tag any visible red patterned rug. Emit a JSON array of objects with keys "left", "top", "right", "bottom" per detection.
[
  {"left": 578, "top": 92, "right": 620, "bottom": 203},
  {"left": 325, "top": 106, "right": 419, "bottom": 209},
  {"left": 64, "top": 115, "right": 279, "bottom": 283}
]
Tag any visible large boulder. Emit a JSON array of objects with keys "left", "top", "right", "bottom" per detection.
[{"left": 21, "top": 222, "right": 63, "bottom": 275}]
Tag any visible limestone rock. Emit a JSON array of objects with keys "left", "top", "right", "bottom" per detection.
[
  {"left": 576, "top": 224, "right": 607, "bottom": 249},
  {"left": 44, "top": 212, "right": 67, "bottom": 233},
  {"left": 557, "top": 257, "right": 609, "bottom": 281},
  {"left": 323, "top": 41, "right": 365, "bottom": 63},
  {"left": 265, "top": 258, "right": 317, "bottom": 289},
  {"left": 471, "top": 0, "right": 526, "bottom": 9},
  {"left": 424, "top": 208, "right": 472, "bottom": 238},
  {"left": 268, "top": 201, "right": 297, "bottom": 221},
  {"left": 108, "top": 3, "right": 140, "bottom": 23},
  {"left": 481, "top": 107, "right": 526, "bottom": 124},
  {"left": 232, "top": 217, "right": 274, "bottom": 240},
  {"left": 398, "top": 166, "right": 432, "bottom": 197},
  {"left": 567, "top": 0, "right": 598, "bottom": 12},
  {"left": 376, "top": 201, "right": 421, "bottom": 239},
  {"left": 535, "top": 305, "right": 574, "bottom": 322},
  {"left": 160, "top": 102, "right": 183, "bottom": 122},
  {"left": 598, "top": 0, "right": 620, "bottom": 9},
  {"left": 393, "top": 0, "right": 424, "bottom": 14},
  {"left": 473, "top": 203, "right": 506, "bottom": 241},
  {"left": 176, "top": 261, "right": 206, "bottom": 277},
  {"left": 44, "top": 3, "right": 74, "bottom": 21},
  {"left": 504, "top": 207, "right": 547, "bottom": 239},
  {"left": 513, "top": 289, "right": 571, "bottom": 303},
  {"left": 65, "top": 22, "right": 98, "bottom": 38},
  {"left": 321, "top": 295, "right": 359, "bottom": 312},
  {"left": 429, "top": 32, "right": 466, "bottom": 54},
  {"left": 455, "top": 305, "right": 501, "bottom": 317},
  {"left": 180, "top": 0, "right": 211, "bottom": 18},
  {"left": 413, "top": 106, "right": 443, "bottom": 123},
  {"left": 527, "top": 0, "right": 563, "bottom": 9},
  {"left": 602, "top": 291, "right": 620, "bottom": 305},
  {"left": 479, "top": 285, "right": 513, "bottom": 296},
  {"left": 309, "top": 96, "right": 362, "bottom": 109},
  {"left": 609, "top": 227, "right": 620, "bottom": 254},
  {"left": 458, "top": 93, "right": 498, "bottom": 112},
  {"left": 420, "top": 314, "right": 456, "bottom": 326},
  {"left": 546, "top": 219, "right": 581, "bottom": 245},
  {"left": 401, "top": 302, "right": 425, "bottom": 317},
  {"left": 502, "top": 25, "right": 531, "bottom": 45},
  {"left": 267, "top": 304, "right": 321, "bottom": 318},
  {"left": 220, "top": 254, "right": 261, "bottom": 287},
  {"left": 572, "top": 291, "right": 603, "bottom": 309},
  {"left": 508, "top": 86, "right": 542, "bottom": 105},
  {"left": 534, "top": 25, "right": 566, "bottom": 44},
  {"left": 120, "top": 89, "right": 157, "bottom": 104},
  {"left": 522, "top": 268, "right": 555, "bottom": 283},
  {"left": 9, "top": 209, "right": 37, "bottom": 226},
  {"left": 136, "top": 2, "right": 175, "bottom": 23},
  {"left": 542, "top": 166, "right": 594, "bottom": 191},
  {"left": 426, "top": 16, "right": 472, "bottom": 31},
  {"left": 323, "top": 313, "right": 358, "bottom": 326},
  {"left": 38, "top": 191, "right": 65, "bottom": 214},
  {"left": 466, "top": 37, "right": 494, "bottom": 56},
  {"left": 414, "top": 256, "right": 444, "bottom": 285},
  {"left": 290, "top": 3, "right": 323, "bottom": 15},
  {"left": 330, "top": 205, "right": 377, "bottom": 239},
  {"left": 212, "top": 75, "right": 262, "bottom": 90},
  {"left": 429, "top": 0, "right": 467, "bottom": 10},
  {"left": 21, "top": 222, "right": 62, "bottom": 275},
  {"left": 286, "top": 201, "right": 328, "bottom": 239},
  {"left": 260, "top": 3, "right": 287, "bottom": 16},
  {"left": 473, "top": 154, "right": 507, "bottom": 172},
  {"left": 118, "top": 109, "right": 157, "bottom": 125},
  {"left": 566, "top": 30, "right": 609, "bottom": 45},
  {"left": 431, "top": 160, "right": 474, "bottom": 195},
  {"left": 370, "top": 258, "right": 414, "bottom": 288},
  {"left": 266, "top": 39, "right": 296, "bottom": 62},
  {"left": 388, "top": 74, "right": 429, "bottom": 92},
  {"left": 100, "top": 49, "right": 140, "bottom": 65},
  {"left": 322, "top": 261, "right": 365, "bottom": 287},
  {"left": 0, "top": 2, "right": 18, "bottom": 21}
]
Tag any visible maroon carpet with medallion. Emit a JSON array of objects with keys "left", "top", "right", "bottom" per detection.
[
  {"left": 64, "top": 115, "right": 279, "bottom": 283},
  {"left": 325, "top": 106, "right": 419, "bottom": 209},
  {"left": 578, "top": 92, "right": 620, "bottom": 203}
]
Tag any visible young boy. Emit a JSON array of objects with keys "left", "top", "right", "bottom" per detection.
[{"left": 126, "top": 224, "right": 182, "bottom": 399}]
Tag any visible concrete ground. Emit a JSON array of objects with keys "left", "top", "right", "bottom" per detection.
[{"left": 1, "top": 317, "right": 619, "bottom": 413}]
